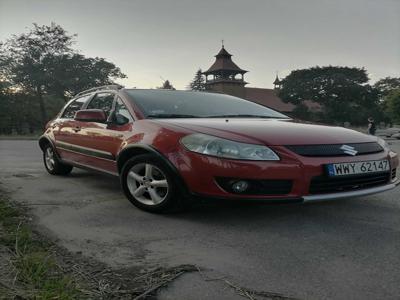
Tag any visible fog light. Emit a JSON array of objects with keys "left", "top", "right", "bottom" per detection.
[{"left": 231, "top": 180, "right": 249, "bottom": 193}]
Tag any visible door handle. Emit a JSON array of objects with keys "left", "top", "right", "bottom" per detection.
[{"left": 73, "top": 126, "right": 81, "bottom": 132}]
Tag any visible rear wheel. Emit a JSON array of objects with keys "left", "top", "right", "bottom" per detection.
[
  {"left": 43, "top": 144, "right": 73, "bottom": 175},
  {"left": 121, "top": 154, "right": 184, "bottom": 213}
]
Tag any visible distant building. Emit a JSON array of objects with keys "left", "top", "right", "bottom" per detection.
[
  {"left": 203, "top": 46, "right": 248, "bottom": 99},
  {"left": 203, "top": 46, "right": 313, "bottom": 114}
]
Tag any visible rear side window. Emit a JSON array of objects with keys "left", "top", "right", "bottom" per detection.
[
  {"left": 62, "top": 95, "right": 91, "bottom": 119},
  {"left": 86, "top": 92, "right": 115, "bottom": 117}
]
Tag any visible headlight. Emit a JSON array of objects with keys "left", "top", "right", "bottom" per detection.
[
  {"left": 377, "top": 137, "right": 389, "bottom": 149},
  {"left": 181, "top": 133, "right": 280, "bottom": 161}
]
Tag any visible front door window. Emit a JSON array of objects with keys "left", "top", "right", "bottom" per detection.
[{"left": 86, "top": 92, "right": 115, "bottom": 118}]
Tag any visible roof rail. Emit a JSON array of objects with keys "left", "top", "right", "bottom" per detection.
[{"left": 75, "top": 84, "right": 124, "bottom": 97}]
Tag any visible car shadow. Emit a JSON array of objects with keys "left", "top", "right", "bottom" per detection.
[
  {"left": 63, "top": 169, "right": 397, "bottom": 227},
  {"left": 167, "top": 194, "right": 397, "bottom": 229}
]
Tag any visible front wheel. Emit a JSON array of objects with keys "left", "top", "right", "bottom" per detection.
[
  {"left": 121, "top": 154, "right": 184, "bottom": 213},
  {"left": 43, "top": 144, "right": 73, "bottom": 175}
]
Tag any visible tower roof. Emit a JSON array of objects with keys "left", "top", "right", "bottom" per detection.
[
  {"left": 273, "top": 75, "right": 281, "bottom": 85},
  {"left": 203, "top": 46, "right": 247, "bottom": 75},
  {"left": 215, "top": 46, "right": 232, "bottom": 58}
]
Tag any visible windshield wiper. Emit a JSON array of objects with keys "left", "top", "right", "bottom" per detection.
[
  {"left": 146, "top": 113, "right": 288, "bottom": 119},
  {"left": 146, "top": 114, "right": 200, "bottom": 119},
  {"left": 205, "top": 114, "right": 281, "bottom": 118}
]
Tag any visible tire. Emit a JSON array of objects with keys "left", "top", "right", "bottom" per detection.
[
  {"left": 121, "top": 154, "right": 185, "bottom": 213},
  {"left": 43, "top": 143, "right": 73, "bottom": 175}
]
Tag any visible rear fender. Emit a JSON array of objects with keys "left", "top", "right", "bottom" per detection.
[{"left": 38, "top": 135, "right": 62, "bottom": 160}]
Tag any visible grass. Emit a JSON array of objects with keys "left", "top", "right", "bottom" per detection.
[
  {"left": 0, "top": 189, "right": 198, "bottom": 299},
  {"left": 0, "top": 192, "right": 84, "bottom": 299}
]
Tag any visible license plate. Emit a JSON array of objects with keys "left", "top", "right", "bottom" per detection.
[{"left": 326, "top": 160, "right": 390, "bottom": 177}]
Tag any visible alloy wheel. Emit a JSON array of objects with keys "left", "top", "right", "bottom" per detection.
[
  {"left": 126, "top": 163, "right": 169, "bottom": 206},
  {"left": 44, "top": 147, "right": 55, "bottom": 171}
]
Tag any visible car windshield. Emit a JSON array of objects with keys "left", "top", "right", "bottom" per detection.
[{"left": 125, "top": 90, "right": 289, "bottom": 119}]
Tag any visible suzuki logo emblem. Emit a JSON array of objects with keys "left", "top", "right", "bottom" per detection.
[{"left": 340, "top": 145, "right": 358, "bottom": 156}]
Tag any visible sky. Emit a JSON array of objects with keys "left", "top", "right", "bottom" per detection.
[{"left": 0, "top": 0, "right": 399, "bottom": 90}]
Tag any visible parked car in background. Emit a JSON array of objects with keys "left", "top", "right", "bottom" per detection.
[
  {"left": 392, "top": 132, "right": 400, "bottom": 139},
  {"left": 376, "top": 127, "right": 400, "bottom": 138},
  {"left": 39, "top": 85, "right": 399, "bottom": 213}
]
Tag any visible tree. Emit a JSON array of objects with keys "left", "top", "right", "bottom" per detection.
[
  {"left": 374, "top": 77, "right": 400, "bottom": 124},
  {"left": 279, "top": 66, "right": 380, "bottom": 124},
  {"left": 46, "top": 53, "right": 126, "bottom": 100},
  {"left": 0, "top": 23, "right": 126, "bottom": 124},
  {"left": 374, "top": 77, "right": 400, "bottom": 98},
  {"left": 0, "top": 23, "right": 76, "bottom": 122},
  {"left": 385, "top": 89, "right": 400, "bottom": 124},
  {"left": 158, "top": 80, "right": 175, "bottom": 90},
  {"left": 0, "top": 80, "right": 11, "bottom": 134},
  {"left": 188, "top": 69, "right": 206, "bottom": 91}
]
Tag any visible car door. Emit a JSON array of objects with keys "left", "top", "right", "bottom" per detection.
[
  {"left": 53, "top": 94, "right": 93, "bottom": 162},
  {"left": 72, "top": 93, "right": 133, "bottom": 175}
]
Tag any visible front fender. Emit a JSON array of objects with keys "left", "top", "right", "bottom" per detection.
[{"left": 116, "top": 144, "right": 189, "bottom": 197}]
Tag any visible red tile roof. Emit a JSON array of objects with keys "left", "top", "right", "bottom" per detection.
[{"left": 244, "top": 87, "right": 295, "bottom": 112}]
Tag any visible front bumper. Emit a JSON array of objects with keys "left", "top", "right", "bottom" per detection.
[
  {"left": 190, "top": 179, "right": 400, "bottom": 203},
  {"left": 302, "top": 179, "right": 399, "bottom": 202},
  {"left": 167, "top": 146, "right": 399, "bottom": 202}
]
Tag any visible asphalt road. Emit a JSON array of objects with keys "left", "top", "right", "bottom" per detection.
[{"left": 1, "top": 140, "right": 400, "bottom": 300}]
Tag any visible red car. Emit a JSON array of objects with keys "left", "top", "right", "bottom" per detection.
[{"left": 39, "top": 85, "right": 399, "bottom": 213}]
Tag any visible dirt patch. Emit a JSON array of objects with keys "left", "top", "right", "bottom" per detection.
[
  {"left": 0, "top": 186, "right": 197, "bottom": 299},
  {"left": 12, "top": 174, "right": 36, "bottom": 178}
]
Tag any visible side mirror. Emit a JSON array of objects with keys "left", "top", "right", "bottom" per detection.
[{"left": 74, "top": 109, "right": 107, "bottom": 123}]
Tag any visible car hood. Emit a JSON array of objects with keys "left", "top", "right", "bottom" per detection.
[{"left": 154, "top": 118, "right": 377, "bottom": 145}]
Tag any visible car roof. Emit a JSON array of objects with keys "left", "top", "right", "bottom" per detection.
[
  {"left": 123, "top": 88, "right": 223, "bottom": 97},
  {"left": 74, "top": 84, "right": 124, "bottom": 98}
]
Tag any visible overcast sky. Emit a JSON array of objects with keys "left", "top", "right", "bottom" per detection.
[{"left": 0, "top": 0, "right": 399, "bottom": 90}]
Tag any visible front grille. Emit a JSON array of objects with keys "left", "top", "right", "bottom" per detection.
[
  {"left": 309, "top": 173, "right": 391, "bottom": 194},
  {"left": 216, "top": 177, "right": 293, "bottom": 195},
  {"left": 286, "top": 142, "right": 383, "bottom": 157}
]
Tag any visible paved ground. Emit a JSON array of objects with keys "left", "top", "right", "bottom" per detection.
[{"left": 0, "top": 140, "right": 399, "bottom": 300}]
